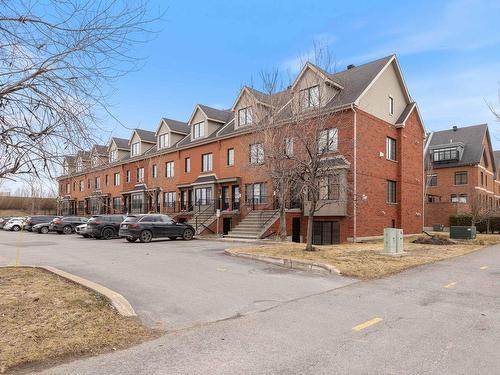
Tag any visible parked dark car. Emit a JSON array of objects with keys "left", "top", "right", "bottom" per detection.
[
  {"left": 50, "top": 216, "right": 88, "bottom": 234},
  {"left": 118, "top": 214, "right": 195, "bottom": 243},
  {"left": 32, "top": 222, "right": 54, "bottom": 234},
  {"left": 24, "top": 215, "right": 59, "bottom": 232},
  {"left": 86, "top": 214, "right": 126, "bottom": 240}
]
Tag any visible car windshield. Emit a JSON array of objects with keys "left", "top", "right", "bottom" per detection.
[{"left": 123, "top": 216, "right": 139, "bottom": 223}]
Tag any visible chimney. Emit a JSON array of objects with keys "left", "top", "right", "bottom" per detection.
[
  {"left": 452, "top": 125, "right": 458, "bottom": 131},
  {"left": 347, "top": 64, "right": 355, "bottom": 70}
]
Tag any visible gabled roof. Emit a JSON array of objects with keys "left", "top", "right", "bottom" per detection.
[
  {"left": 91, "top": 144, "right": 108, "bottom": 156},
  {"left": 188, "top": 104, "right": 233, "bottom": 125},
  {"left": 76, "top": 150, "right": 91, "bottom": 160},
  {"left": 130, "top": 128, "right": 156, "bottom": 144},
  {"left": 109, "top": 137, "right": 129, "bottom": 151},
  {"left": 156, "top": 118, "right": 189, "bottom": 135},
  {"left": 291, "top": 62, "right": 344, "bottom": 91},
  {"left": 493, "top": 151, "right": 500, "bottom": 172},
  {"left": 426, "top": 124, "right": 490, "bottom": 168}
]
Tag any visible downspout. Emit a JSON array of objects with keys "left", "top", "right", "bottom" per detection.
[
  {"left": 423, "top": 132, "right": 433, "bottom": 231},
  {"left": 352, "top": 103, "right": 357, "bottom": 242}
]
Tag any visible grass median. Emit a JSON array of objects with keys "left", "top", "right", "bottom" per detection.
[
  {"left": 0, "top": 267, "right": 159, "bottom": 374},
  {"left": 229, "top": 233, "right": 499, "bottom": 280}
]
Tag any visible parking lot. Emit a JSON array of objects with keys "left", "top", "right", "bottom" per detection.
[
  {"left": 1, "top": 229, "right": 499, "bottom": 374},
  {"left": 0, "top": 229, "right": 352, "bottom": 329}
]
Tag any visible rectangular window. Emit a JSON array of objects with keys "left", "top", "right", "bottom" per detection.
[
  {"left": 389, "top": 96, "right": 394, "bottom": 115},
  {"left": 318, "top": 128, "right": 338, "bottom": 153},
  {"left": 386, "top": 137, "right": 397, "bottom": 161},
  {"left": 166, "top": 161, "right": 174, "bottom": 178},
  {"left": 95, "top": 176, "right": 101, "bottom": 189},
  {"left": 427, "top": 174, "right": 437, "bottom": 187},
  {"left": 454, "top": 171, "right": 467, "bottom": 185},
  {"left": 152, "top": 164, "right": 157, "bottom": 178},
  {"left": 238, "top": 107, "right": 253, "bottom": 126},
  {"left": 185, "top": 157, "right": 191, "bottom": 173},
  {"left": 131, "top": 142, "right": 140, "bottom": 157},
  {"left": 245, "top": 183, "right": 266, "bottom": 204},
  {"left": 109, "top": 150, "right": 118, "bottom": 163},
  {"left": 318, "top": 175, "right": 340, "bottom": 201},
  {"left": 158, "top": 133, "right": 168, "bottom": 149},
  {"left": 112, "top": 197, "right": 122, "bottom": 212},
  {"left": 202, "top": 153, "right": 213, "bottom": 172},
  {"left": 387, "top": 180, "right": 396, "bottom": 203},
  {"left": 164, "top": 192, "right": 176, "bottom": 208},
  {"left": 299, "top": 85, "right": 320, "bottom": 109},
  {"left": 195, "top": 187, "right": 212, "bottom": 206},
  {"left": 137, "top": 167, "right": 144, "bottom": 182},
  {"left": 193, "top": 122, "right": 205, "bottom": 139},
  {"left": 131, "top": 193, "right": 143, "bottom": 210},
  {"left": 480, "top": 172, "right": 484, "bottom": 186},
  {"left": 433, "top": 147, "right": 459, "bottom": 162},
  {"left": 87, "top": 179, "right": 91, "bottom": 189},
  {"left": 285, "top": 138, "right": 294, "bottom": 157},
  {"left": 227, "top": 148, "right": 234, "bottom": 166},
  {"left": 105, "top": 175, "right": 109, "bottom": 186},
  {"left": 66, "top": 183, "right": 70, "bottom": 194},
  {"left": 113, "top": 172, "right": 120, "bottom": 186},
  {"left": 249, "top": 143, "right": 264, "bottom": 164},
  {"left": 126, "top": 170, "right": 131, "bottom": 183},
  {"left": 79, "top": 180, "right": 84, "bottom": 192}
]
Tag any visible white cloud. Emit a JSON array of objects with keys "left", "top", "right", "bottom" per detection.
[{"left": 281, "top": 33, "right": 337, "bottom": 73}]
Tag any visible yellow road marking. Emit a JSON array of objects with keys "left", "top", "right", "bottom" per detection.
[
  {"left": 352, "top": 317, "right": 383, "bottom": 332},
  {"left": 216, "top": 267, "right": 227, "bottom": 272},
  {"left": 480, "top": 266, "right": 489, "bottom": 270},
  {"left": 443, "top": 281, "right": 457, "bottom": 288}
]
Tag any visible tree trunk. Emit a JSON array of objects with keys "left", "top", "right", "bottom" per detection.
[
  {"left": 278, "top": 184, "right": 287, "bottom": 241},
  {"left": 305, "top": 198, "right": 316, "bottom": 251}
]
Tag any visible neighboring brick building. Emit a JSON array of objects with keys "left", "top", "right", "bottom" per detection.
[
  {"left": 57, "top": 54, "right": 425, "bottom": 243},
  {"left": 424, "top": 124, "right": 499, "bottom": 227}
]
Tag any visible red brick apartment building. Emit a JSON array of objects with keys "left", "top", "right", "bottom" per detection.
[
  {"left": 57, "top": 55, "right": 425, "bottom": 244},
  {"left": 424, "top": 124, "right": 500, "bottom": 227}
]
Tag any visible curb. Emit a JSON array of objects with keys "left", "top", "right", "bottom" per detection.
[
  {"left": 224, "top": 249, "right": 341, "bottom": 275},
  {"left": 1, "top": 265, "right": 136, "bottom": 317}
]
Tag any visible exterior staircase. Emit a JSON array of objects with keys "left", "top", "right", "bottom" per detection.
[
  {"left": 187, "top": 205, "right": 216, "bottom": 235},
  {"left": 225, "top": 210, "right": 279, "bottom": 239}
]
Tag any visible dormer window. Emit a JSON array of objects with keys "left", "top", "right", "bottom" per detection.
[
  {"left": 131, "top": 142, "right": 140, "bottom": 157},
  {"left": 76, "top": 159, "right": 83, "bottom": 172},
  {"left": 193, "top": 121, "right": 205, "bottom": 139},
  {"left": 238, "top": 107, "right": 252, "bottom": 126},
  {"left": 158, "top": 133, "right": 169, "bottom": 149},
  {"left": 109, "top": 149, "right": 118, "bottom": 163},
  {"left": 433, "top": 147, "right": 459, "bottom": 163},
  {"left": 299, "top": 85, "right": 320, "bottom": 109}
]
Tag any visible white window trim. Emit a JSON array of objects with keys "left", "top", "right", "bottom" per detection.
[
  {"left": 193, "top": 121, "right": 206, "bottom": 139},
  {"left": 202, "top": 153, "right": 213, "bottom": 172},
  {"left": 166, "top": 161, "right": 174, "bottom": 178},
  {"left": 389, "top": 95, "right": 394, "bottom": 116},
  {"left": 131, "top": 142, "right": 140, "bottom": 157}
]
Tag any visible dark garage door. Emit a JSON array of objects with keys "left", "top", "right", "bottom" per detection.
[{"left": 312, "top": 221, "right": 340, "bottom": 245}]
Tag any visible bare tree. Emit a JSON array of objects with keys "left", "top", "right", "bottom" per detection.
[{"left": 0, "top": 0, "right": 160, "bottom": 180}]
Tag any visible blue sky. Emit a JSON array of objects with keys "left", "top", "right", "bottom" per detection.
[{"left": 105, "top": 0, "right": 500, "bottom": 146}]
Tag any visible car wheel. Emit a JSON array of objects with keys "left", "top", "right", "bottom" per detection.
[
  {"left": 182, "top": 228, "right": 194, "bottom": 241},
  {"left": 40, "top": 226, "right": 49, "bottom": 234},
  {"left": 102, "top": 228, "right": 114, "bottom": 240},
  {"left": 12, "top": 225, "right": 21, "bottom": 232},
  {"left": 139, "top": 230, "right": 152, "bottom": 243},
  {"left": 169, "top": 236, "right": 177, "bottom": 240},
  {"left": 83, "top": 234, "right": 90, "bottom": 238},
  {"left": 62, "top": 226, "right": 73, "bottom": 234},
  {"left": 126, "top": 236, "right": 137, "bottom": 242}
]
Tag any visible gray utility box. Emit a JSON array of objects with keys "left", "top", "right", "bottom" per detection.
[
  {"left": 383, "top": 228, "right": 404, "bottom": 256},
  {"left": 450, "top": 226, "right": 476, "bottom": 240},
  {"left": 433, "top": 224, "right": 444, "bottom": 232}
]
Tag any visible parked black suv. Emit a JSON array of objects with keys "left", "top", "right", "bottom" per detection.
[
  {"left": 24, "top": 215, "right": 58, "bottom": 232},
  {"left": 118, "top": 214, "right": 195, "bottom": 243},
  {"left": 50, "top": 216, "right": 88, "bottom": 234},
  {"left": 86, "top": 214, "right": 126, "bottom": 240}
]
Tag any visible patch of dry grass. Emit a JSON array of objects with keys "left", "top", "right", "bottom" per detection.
[
  {"left": 0, "top": 267, "right": 158, "bottom": 374},
  {"left": 230, "top": 234, "right": 500, "bottom": 280}
]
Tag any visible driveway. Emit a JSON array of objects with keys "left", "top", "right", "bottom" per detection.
[
  {"left": 1, "top": 230, "right": 499, "bottom": 374},
  {"left": 0, "top": 230, "right": 354, "bottom": 329}
]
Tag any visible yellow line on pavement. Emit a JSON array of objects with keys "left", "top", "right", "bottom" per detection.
[
  {"left": 352, "top": 317, "right": 383, "bottom": 332},
  {"left": 480, "top": 266, "right": 489, "bottom": 270},
  {"left": 443, "top": 281, "right": 457, "bottom": 288}
]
